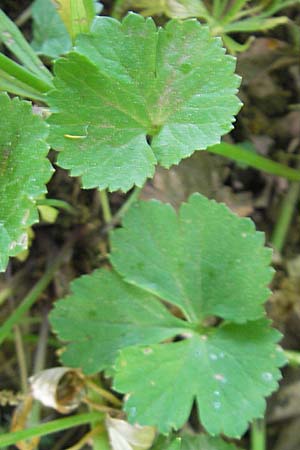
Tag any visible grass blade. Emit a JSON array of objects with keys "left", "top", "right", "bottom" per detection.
[
  {"left": 0, "top": 412, "right": 101, "bottom": 447},
  {"left": 0, "top": 9, "right": 52, "bottom": 83},
  {"left": 208, "top": 142, "right": 300, "bottom": 181}
]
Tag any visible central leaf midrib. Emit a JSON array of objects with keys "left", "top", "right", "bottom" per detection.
[
  {"left": 60, "top": 55, "right": 151, "bottom": 130},
  {"left": 77, "top": 33, "right": 226, "bottom": 139}
]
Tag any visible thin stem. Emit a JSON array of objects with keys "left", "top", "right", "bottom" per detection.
[
  {"left": 65, "top": 425, "right": 104, "bottom": 450},
  {"left": 99, "top": 190, "right": 112, "bottom": 224},
  {"left": 0, "top": 263, "right": 31, "bottom": 307},
  {"left": 15, "top": 5, "right": 32, "bottom": 27},
  {"left": 0, "top": 412, "right": 100, "bottom": 447},
  {"left": 36, "top": 198, "right": 77, "bottom": 215},
  {"left": 86, "top": 379, "right": 122, "bottom": 407},
  {"left": 82, "top": 398, "right": 120, "bottom": 415},
  {"left": 0, "top": 233, "right": 77, "bottom": 345},
  {"left": 251, "top": 419, "right": 266, "bottom": 450},
  {"left": 14, "top": 325, "right": 28, "bottom": 393},
  {"left": 285, "top": 350, "right": 300, "bottom": 367},
  {"left": 52, "top": 429, "right": 77, "bottom": 450},
  {"left": 208, "top": 143, "right": 300, "bottom": 182},
  {"left": 102, "top": 186, "right": 141, "bottom": 234},
  {"left": 30, "top": 312, "right": 50, "bottom": 427},
  {"left": 271, "top": 181, "right": 300, "bottom": 253},
  {"left": 33, "top": 313, "right": 49, "bottom": 374}
]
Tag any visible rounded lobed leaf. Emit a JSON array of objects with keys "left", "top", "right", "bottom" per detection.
[
  {"left": 49, "top": 269, "right": 187, "bottom": 374},
  {"left": 114, "top": 320, "right": 285, "bottom": 437},
  {"left": 31, "top": 0, "right": 72, "bottom": 59},
  {"left": 180, "top": 434, "right": 243, "bottom": 450},
  {"left": 0, "top": 93, "right": 52, "bottom": 271},
  {"left": 110, "top": 193, "right": 274, "bottom": 323},
  {"left": 50, "top": 195, "right": 285, "bottom": 437},
  {"left": 47, "top": 13, "right": 241, "bottom": 192}
]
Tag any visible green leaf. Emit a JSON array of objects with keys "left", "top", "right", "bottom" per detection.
[
  {"left": 0, "top": 68, "right": 46, "bottom": 102},
  {"left": 223, "top": 16, "right": 288, "bottom": 33},
  {"left": 166, "top": 439, "right": 181, "bottom": 450},
  {"left": 0, "top": 52, "right": 52, "bottom": 95},
  {"left": 114, "top": 320, "right": 285, "bottom": 437},
  {"left": 221, "top": 35, "right": 254, "bottom": 55},
  {"left": 31, "top": 0, "right": 72, "bottom": 59},
  {"left": 0, "top": 10, "right": 52, "bottom": 84},
  {"left": 111, "top": 194, "right": 273, "bottom": 323},
  {"left": 55, "top": 0, "right": 99, "bottom": 41},
  {"left": 50, "top": 194, "right": 284, "bottom": 436},
  {"left": 0, "top": 93, "right": 53, "bottom": 271},
  {"left": 152, "top": 436, "right": 182, "bottom": 450},
  {"left": 156, "top": 426, "right": 236, "bottom": 450},
  {"left": 260, "top": 0, "right": 300, "bottom": 16},
  {"left": 47, "top": 13, "right": 240, "bottom": 192},
  {"left": 49, "top": 269, "right": 187, "bottom": 374},
  {"left": 181, "top": 434, "right": 242, "bottom": 449}
]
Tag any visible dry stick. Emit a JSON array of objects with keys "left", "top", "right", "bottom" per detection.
[
  {"left": 0, "top": 229, "right": 81, "bottom": 346},
  {"left": 0, "top": 261, "right": 35, "bottom": 307},
  {"left": 0, "top": 287, "right": 12, "bottom": 306},
  {"left": 52, "top": 429, "right": 78, "bottom": 450},
  {"left": 30, "top": 312, "right": 51, "bottom": 428},
  {"left": 15, "top": 5, "right": 32, "bottom": 27},
  {"left": 14, "top": 325, "right": 28, "bottom": 393},
  {"left": 6, "top": 264, "right": 29, "bottom": 394},
  {"left": 65, "top": 425, "right": 104, "bottom": 450},
  {"left": 33, "top": 311, "right": 49, "bottom": 374}
]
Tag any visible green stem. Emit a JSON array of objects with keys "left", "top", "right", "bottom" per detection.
[
  {"left": 99, "top": 190, "right": 112, "bottom": 224},
  {"left": 284, "top": 350, "right": 300, "bottom": 367},
  {"left": 103, "top": 186, "right": 141, "bottom": 233},
  {"left": 36, "top": 198, "right": 76, "bottom": 215},
  {"left": 251, "top": 419, "right": 266, "bottom": 450},
  {"left": 14, "top": 325, "right": 28, "bottom": 393},
  {"left": 0, "top": 53, "right": 52, "bottom": 93},
  {"left": 0, "top": 235, "right": 76, "bottom": 345},
  {"left": 271, "top": 181, "right": 300, "bottom": 253},
  {"left": 86, "top": 379, "right": 122, "bottom": 407},
  {"left": 208, "top": 143, "right": 300, "bottom": 182},
  {"left": 0, "top": 412, "right": 100, "bottom": 447}
]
